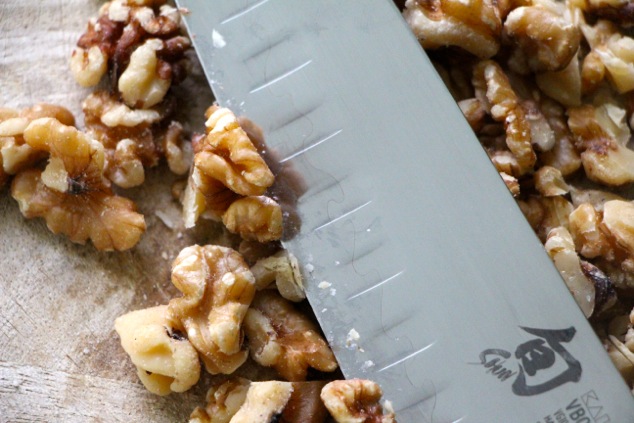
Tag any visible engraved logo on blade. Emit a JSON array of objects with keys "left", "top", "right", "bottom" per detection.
[{"left": 475, "top": 326, "right": 582, "bottom": 396}]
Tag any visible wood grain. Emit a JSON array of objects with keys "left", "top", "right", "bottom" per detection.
[{"left": 0, "top": 1, "right": 224, "bottom": 421}]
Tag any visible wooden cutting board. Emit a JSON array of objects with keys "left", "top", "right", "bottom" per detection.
[{"left": 0, "top": 1, "right": 261, "bottom": 421}]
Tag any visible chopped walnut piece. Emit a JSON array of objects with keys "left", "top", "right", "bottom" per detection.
[
  {"left": 250, "top": 250, "right": 305, "bottom": 302},
  {"left": 168, "top": 245, "right": 256, "bottom": 374},
  {"left": 114, "top": 305, "right": 200, "bottom": 395},
  {"left": 581, "top": 50, "right": 606, "bottom": 94},
  {"left": 118, "top": 38, "right": 171, "bottom": 108},
  {"left": 227, "top": 381, "right": 294, "bottom": 423},
  {"left": 189, "top": 378, "right": 250, "bottom": 423},
  {"left": 243, "top": 291, "right": 338, "bottom": 381},
  {"left": 545, "top": 227, "right": 596, "bottom": 317},
  {"left": 190, "top": 379, "right": 330, "bottom": 423},
  {"left": 594, "top": 32, "right": 634, "bottom": 94},
  {"left": 568, "top": 103, "right": 634, "bottom": 186},
  {"left": 568, "top": 203, "right": 614, "bottom": 259},
  {"left": 403, "top": 0, "right": 502, "bottom": 59},
  {"left": 602, "top": 200, "right": 634, "bottom": 257},
  {"left": 521, "top": 100, "right": 555, "bottom": 152},
  {"left": 535, "top": 53, "right": 582, "bottom": 107},
  {"left": 473, "top": 60, "right": 536, "bottom": 175},
  {"left": 184, "top": 107, "right": 278, "bottom": 239},
  {"left": 500, "top": 171, "right": 520, "bottom": 196},
  {"left": 321, "top": 379, "right": 396, "bottom": 423},
  {"left": 222, "top": 196, "right": 283, "bottom": 243},
  {"left": 0, "top": 104, "right": 75, "bottom": 178},
  {"left": 199, "top": 107, "right": 274, "bottom": 197},
  {"left": 458, "top": 98, "right": 487, "bottom": 132},
  {"left": 83, "top": 91, "right": 189, "bottom": 187},
  {"left": 534, "top": 166, "right": 569, "bottom": 197},
  {"left": 538, "top": 99, "right": 582, "bottom": 176},
  {"left": 11, "top": 118, "right": 145, "bottom": 251},
  {"left": 518, "top": 195, "right": 574, "bottom": 242},
  {"left": 70, "top": 46, "right": 108, "bottom": 87},
  {"left": 504, "top": 5, "right": 580, "bottom": 73}
]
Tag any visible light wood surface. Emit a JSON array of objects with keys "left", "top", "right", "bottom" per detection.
[{"left": 0, "top": 1, "right": 235, "bottom": 421}]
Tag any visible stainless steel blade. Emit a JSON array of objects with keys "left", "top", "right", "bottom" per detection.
[{"left": 177, "top": 0, "right": 634, "bottom": 421}]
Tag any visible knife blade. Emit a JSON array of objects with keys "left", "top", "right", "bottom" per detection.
[{"left": 176, "top": 0, "right": 634, "bottom": 421}]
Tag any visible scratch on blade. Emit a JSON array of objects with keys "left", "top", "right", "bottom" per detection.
[
  {"left": 347, "top": 270, "right": 404, "bottom": 300},
  {"left": 250, "top": 60, "right": 312, "bottom": 93},
  {"left": 313, "top": 200, "right": 372, "bottom": 232},
  {"left": 280, "top": 129, "right": 343, "bottom": 162},
  {"left": 221, "top": 0, "right": 271, "bottom": 24},
  {"left": 378, "top": 342, "right": 436, "bottom": 372}
]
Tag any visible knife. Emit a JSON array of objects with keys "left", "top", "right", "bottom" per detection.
[{"left": 176, "top": 0, "right": 634, "bottom": 421}]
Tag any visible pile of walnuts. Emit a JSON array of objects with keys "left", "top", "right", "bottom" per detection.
[
  {"left": 0, "top": 1, "right": 398, "bottom": 421},
  {"left": 404, "top": 0, "right": 634, "bottom": 391}
]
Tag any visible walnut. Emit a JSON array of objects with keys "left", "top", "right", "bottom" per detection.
[
  {"left": 568, "top": 202, "right": 614, "bottom": 259},
  {"left": 535, "top": 53, "right": 582, "bottom": 107},
  {"left": 70, "top": 46, "right": 108, "bottom": 87},
  {"left": 189, "top": 378, "right": 250, "bottom": 423},
  {"left": 518, "top": 195, "right": 574, "bottom": 242},
  {"left": 568, "top": 103, "right": 634, "bottom": 186},
  {"left": 222, "top": 196, "right": 283, "bottom": 243},
  {"left": 71, "top": 0, "right": 190, "bottom": 99},
  {"left": 198, "top": 107, "right": 274, "bottom": 197},
  {"left": 594, "top": 32, "right": 634, "bottom": 94},
  {"left": 83, "top": 91, "right": 190, "bottom": 187},
  {"left": 250, "top": 250, "right": 305, "bottom": 302},
  {"left": 168, "top": 245, "right": 256, "bottom": 375},
  {"left": 190, "top": 379, "right": 330, "bottom": 423},
  {"left": 534, "top": 166, "right": 569, "bottom": 197},
  {"left": 10, "top": 118, "right": 145, "bottom": 251},
  {"left": 321, "top": 379, "right": 396, "bottom": 423},
  {"left": 521, "top": 100, "right": 555, "bottom": 152},
  {"left": 602, "top": 200, "right": 634, "bottom": 257},
  {"left": 504, "top": 5, "right": 580, "bottom": 73},
  {"left": 458, "top": 98, "right": 487, "bottom": 132},
  {"left": 114, "top": 305, "right": 200, "bottom": 395},
  {"left": 473, "top": 60, "right": 536, "bottom": 175},
  {"left": 500, "top": 171, "right": 520, "bottom": 196},
  {"left": 243, "top": 291, "right": 338, "bottom": 381},
  {"left": 118, "top": 38, "right": 172, "bottom": 108},
  {"left": 183, "top": 107, "right": 279, "bottom": 242},
  {"left": 545, "top": 227, "right": 596, "bottom": 317},
  {"left": 581, "top": 50, "right": 606, "bottom": 94},
  {"left": 0, "top": 104, "right": 75, "bottom": 178},
  {"left": 538, "top": 99, "right": 582, "bottom": 176},
  {"left": 224, "top": 381, "right": 294, "bottom": 423},
  {"left": 403, "top": 0, "right": 502, "bottom": 59}
]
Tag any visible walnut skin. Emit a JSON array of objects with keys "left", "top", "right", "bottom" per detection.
[
  {"left": 243, "top": 290, "right": 338, "bottom": 381},
  {"left": 168, "top": 245, "right": 256, "bottom": 375},
  {"left": 10, "top": 118, "right": 145, "bottom": 251},
  {"left": 321, "top": 379, "right": 396, "bottom": 423},
  {"left": 114, "top": 305, "right": 201, "bottom": 395}
]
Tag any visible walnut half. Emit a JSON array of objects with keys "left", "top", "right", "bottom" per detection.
[
  {"left": 11, "top": 118, "right": 146, "bottom": 251},
  {"left": 168, "top": 245, "right": 256, "bottom": 374},
  {"left": 243, "top": 290, "right": 338, "bottom": 381},
  {"left": 114, "top": 305, "right": 201, "bottom": 395}
]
